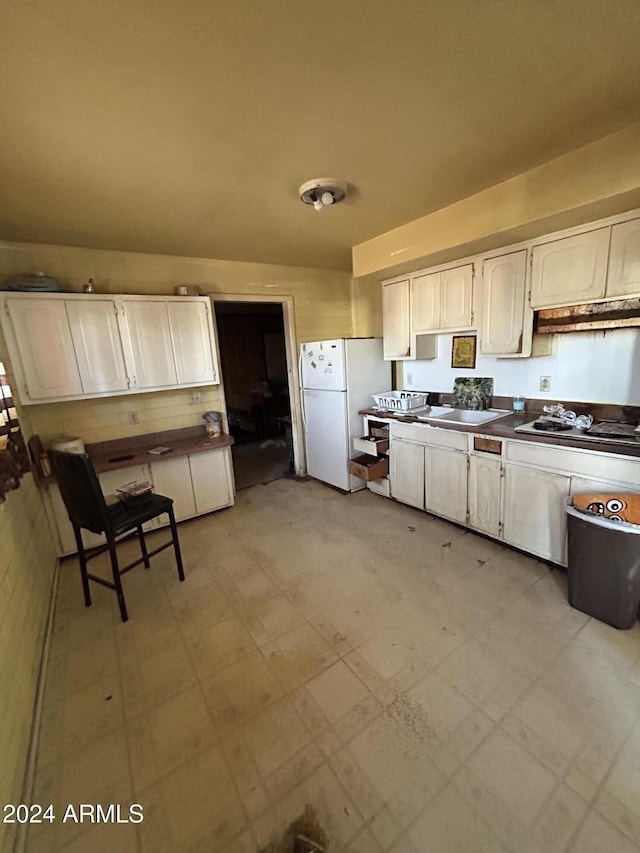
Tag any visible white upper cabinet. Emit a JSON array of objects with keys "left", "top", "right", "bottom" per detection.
[
  {"left": 480, "top": 250, "right": 529, "bottom": 356},
  {"left": 530, "top": 227, "right": 610, "bottom": 308},
  {"left": 121, "top": 299, "right": 178, "bottom": 390},
  {"left": 168, "top": 300, "right": 218, "bottom": 385},
  {"left": 3, "top": 297, "right": 83, "bottom": 401},
  {"left": 0, "top": 293, "right": 220, "bottom": 405},
  {"left": 380, "top": 208, "right": 640, "bottom": 361},
  {"left": 607, "top": 216, "right": 640, "bottom": 298},
  {"left": 441, "top": 264, "right": 474, "bottom": 330},
  {"left": 382, "top": 279, "right": 412, "bottom": 359},
  {"left": 66, "top": 298, "right": 130, "bottom": 394},
  {"left": 121, "top": 296, "right": 219, "bottom": 391},
  {"left": 412, "top": 264, "right": 473, "bottom": 332},
  {"left": 411, "top": 272, "right": 439, "bottom": 331}
]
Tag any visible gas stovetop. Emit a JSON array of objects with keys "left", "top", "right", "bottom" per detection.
[{"left": 514, "top": 419, "right": 640, "bottom": 447}]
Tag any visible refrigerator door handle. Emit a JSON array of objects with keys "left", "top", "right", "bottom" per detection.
[{"left": 299, "top": 348, "right": 307, "bottom": 429}]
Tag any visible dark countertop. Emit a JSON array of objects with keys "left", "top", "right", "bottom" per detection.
[
  {"left": 360, "top": 408, "right": 640, "bottom": 459},
  {"left": 87, "top": 426, "right": 234, "bottom": 474}
]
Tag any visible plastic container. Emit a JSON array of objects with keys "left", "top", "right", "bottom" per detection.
[
  {"left": 372, "top": 391, "right": 428, "bottom": 411},
  {"left": 117, "top": 481, "right": 154, "bottom": 508},
  {"left": 203, "top": 410, "right": 223, "bottom": 437},
  {"left": 565, "top": 497, "right": 640, "bottom": 629}
]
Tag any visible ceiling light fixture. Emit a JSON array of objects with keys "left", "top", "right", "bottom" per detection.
[{"left": 299, "top": 178, "right": 348, "bottom": 211}]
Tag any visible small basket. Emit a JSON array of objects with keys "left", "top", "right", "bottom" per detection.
[{"left": 372, "top": 391, "right": 428, "bottom": 411}]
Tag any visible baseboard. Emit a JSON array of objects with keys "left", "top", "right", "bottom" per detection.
[{"left": 13, "top": 557, "right": 61, "bottom": 853}]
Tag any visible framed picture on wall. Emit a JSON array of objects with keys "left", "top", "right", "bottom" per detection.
[{"left": 451, "top": 335, "right": 477, "bottom": 369}]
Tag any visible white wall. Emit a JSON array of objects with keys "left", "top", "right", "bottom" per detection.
[{"left": 401, "top": 329, "right": 640, "bottom": 406}]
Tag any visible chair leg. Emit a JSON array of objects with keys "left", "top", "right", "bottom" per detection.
[
  {"left": 72, "top": 524, "right": 92, "bottom": 608},
  {"left": 107, "top": 535, "right": 129, "bottom": 623},
  {"left": 167, "top": 506, "right": 185, "bottom": 582},
  {"left": 137, "top": 524, "right": 150, "bottom": 568}
]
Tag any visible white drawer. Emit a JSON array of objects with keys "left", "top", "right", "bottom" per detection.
[
  {"left": 367, "top": 477, "right": 391, "bottom": 498},
  {"left": 505, "top": 439, "right": 640, "bottom": 487},
  {"left": 353, "top": 435, "right": 389, "bottom": 456},
  {"left": 420, "top": 427, "right": 468, "bottom": 451},
  {"left": 390, "top": 421, "right": 471, "bottom": 451},
  {"left": 390, "top": 421, "right": 433, "bottom": 443}
]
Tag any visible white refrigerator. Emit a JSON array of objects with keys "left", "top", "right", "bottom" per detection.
[{"left": 300, "top": 338, "right": 390, "bottom": 492}]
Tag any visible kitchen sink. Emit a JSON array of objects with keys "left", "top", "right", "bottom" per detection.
[
  {"left": 428, "top": 408, "right": 511, "bottom": 425},
  {"left": 414, "top": 406, "right": 456, "bottom": 420}
]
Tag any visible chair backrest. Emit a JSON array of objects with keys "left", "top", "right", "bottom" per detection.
[{"left": 49, "top": 450, "right": 110, "bottom": 534}]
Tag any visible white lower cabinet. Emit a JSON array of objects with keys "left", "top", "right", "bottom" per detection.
[
  {"left": 189, "top": 449, "right": 234, "bottom": 513},
  {"left": 385, "top": 423, "right": 640, "bottom": 566},
  {"left": 424, "top": 447, "right": 468, "bottom": 524},
  {"left": 149, "top": 456, "right": 196, "bottom": 521},
  {"left": 468, "top": 454, "right": 502, "bottom": 538},
  {"left": 502, "top": 465, "right": 570, "bottom": 565},
  {"left": 390, "top": 439, "right": 425, "bottom": 509},
  {"left": 43, "top": 447, "right": 234, "bottom": 556}
]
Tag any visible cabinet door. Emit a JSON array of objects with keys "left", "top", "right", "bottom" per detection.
[
  {"left": 607, "top": 217, "right": 640, "bottom": 298},
  {"left": 66, "top": 299, "right": 130, "bottom": 394},
  {"left": 411, "top": 272, "right": 440, "bottom": 332},
  {"left": 189, "top": 449, "right": 233, "bottom": 514},
  {"left": 4, "top": 298, "right": 83, "bottom": 401},
  {"left": 122, "top": 300, "right": 177, "bottom": 389},
  {"left": 382, "top": 280, "right": 412, "bottom": 360},
  {"left": 468, "top": 455, "right": 502, "bottom": 537},
  {"left": 99, "top": 464, "right": 152, "bottom": 500},
  {"left": 424, "top": 447, "right": 467, "bottom": 524},
  {"left": 503, "top": 465, "right": 570, "bottom": 565},
  {"left": 440, "top": 264, "right": 474, "bottom": 330},
  {"left": 480, "top": 250, "right": 528, "bottom": 355},
  {"left": 167, "top": 301, "right": 218, "bottom": 385},
  {"left": 390, "top": 439, "right": 424, "bottom": 509},
  {"left": 530, "top": 227, "right": 609, "bottom": 308},
  {"left": 149, "top": 456, "right": 197, "bottom": 522}
]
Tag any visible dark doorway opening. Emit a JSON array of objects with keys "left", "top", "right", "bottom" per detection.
[{"left": 215, "top": 301, "right": 292, "bottom": 490}]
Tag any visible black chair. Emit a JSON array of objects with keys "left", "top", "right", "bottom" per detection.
[{"left": 49, "top": 450, "right": 185, "bottom": 622}]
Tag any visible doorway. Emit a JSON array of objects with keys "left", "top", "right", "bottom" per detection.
[{"left": 213, "top": 298, "right": 298, "bottom": 490}]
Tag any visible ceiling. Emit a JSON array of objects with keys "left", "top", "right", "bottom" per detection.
[{"left": 1, "top": 1, "right": 640, "bottom": 272}]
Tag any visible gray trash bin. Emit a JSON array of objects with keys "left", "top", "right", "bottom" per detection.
[{"left": 565, "top": 498, "right": 640, "bottom": 629}]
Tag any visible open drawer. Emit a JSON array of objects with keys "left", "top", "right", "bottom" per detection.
[
  {"left": 353, "top": 435, "right": 389, "bottom": 456},
  {"left": 349, "top": 454, "right": 389, "bottom": 481}
]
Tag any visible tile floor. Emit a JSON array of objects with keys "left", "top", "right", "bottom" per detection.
[{"left": 25, "top": 478, "right": 640, "bottom": 852}]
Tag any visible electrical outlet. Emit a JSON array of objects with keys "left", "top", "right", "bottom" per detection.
[
  {"left": 188, "top": 392, "right": 202, "bottom": 405},
  {"left": 128, "top": 411, "right": 139, "bottom": 424},
  {"left": 539, "top": 376, "right": 551, "bottom": 392},
  {"left": 406, "top": 372, "right": 413, "bottom": 385}
]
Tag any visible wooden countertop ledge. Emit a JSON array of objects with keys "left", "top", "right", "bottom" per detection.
[{"left": 87, "top": 425, "right": 234, "bottom": 474}]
